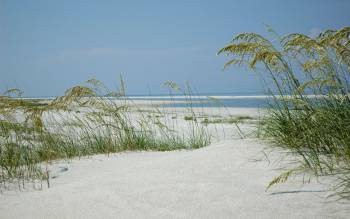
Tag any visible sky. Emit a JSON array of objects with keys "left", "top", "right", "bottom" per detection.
[{"left": 0, "top": 0, "right": 349, "bottom": 97}]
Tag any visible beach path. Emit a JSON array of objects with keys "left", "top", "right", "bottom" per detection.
[{"left": 0, "top": 139, "right": 347, "bottom": 219}]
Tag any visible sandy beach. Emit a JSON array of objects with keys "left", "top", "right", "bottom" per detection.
[
  {"left": 2, "top": 1, "right": 349, "bottom": 218},
  {"left": 0, "top": 106, "right": 348, "bottom": 219},
  {"left": 0, "top": 139, "right": 348, "bottom": 219}
]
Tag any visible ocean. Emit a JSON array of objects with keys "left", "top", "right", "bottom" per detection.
[
  {"left": 22, "top": 94, "right": 279, "bottom": 108},
  {"left": 127, "top": 95, "right": 272, "bottom": 108}
]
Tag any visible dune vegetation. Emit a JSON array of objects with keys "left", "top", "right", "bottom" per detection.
[
  {"left": 2, "top": 25, "right": 349, "bottom": 205},
  {"left": 0, "top": 79, "right": 211, "bottom": 190},
  {"left": 219, "top": 26, "right": 350, "bottom": 200}
]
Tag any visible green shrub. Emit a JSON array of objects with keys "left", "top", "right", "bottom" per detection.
[{"left": 219, "top": 27, "right": 350, "bottom": 200}]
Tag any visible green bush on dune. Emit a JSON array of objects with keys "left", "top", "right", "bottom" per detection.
[{"left": 219, "top": 27, "right": 350, "bottom": 200}]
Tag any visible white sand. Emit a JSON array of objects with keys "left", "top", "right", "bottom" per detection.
[
  {"left": 0, "top": 106, "right": 348, "bottom": 218},
  {"left": 0, "top": 139, "right": 348, "bottom": 219}
]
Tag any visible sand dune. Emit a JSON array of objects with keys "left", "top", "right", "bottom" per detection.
[{"left": 0, "top": 139, "right": 347, "bottom": 219}]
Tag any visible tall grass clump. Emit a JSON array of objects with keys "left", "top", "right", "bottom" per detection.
[
  {"left": 218, "top": 27, "right": 350, "bottom": 200},
  {"left": 0, "top": 79, "right": 211, "bottom": 190}
]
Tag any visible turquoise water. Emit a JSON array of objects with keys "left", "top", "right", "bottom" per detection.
[
  {"left": 129, "top": 96, "right": 272, "bottom": 108},
  {"left": 166, "top": 98, "right": 269, "bottom": 108},
  {"left": 22, "top": 95, "right": 274, "bottom": 108}
]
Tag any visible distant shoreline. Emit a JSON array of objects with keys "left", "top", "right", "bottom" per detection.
[
  {"left": 15, "top": 94, "right": 329, "bottom": 100},
  {"left": 10, "top": 94, "right": 334, "bottom": 108}
]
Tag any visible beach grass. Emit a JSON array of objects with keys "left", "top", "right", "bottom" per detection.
[
  {"left": 201, "top": 115, "right": 254, "bottom": 125},
  {"left": 219, "top": 26, "right": 350, "bottom": 200},
  {"left": 0, "top": 80, "right": 211, "bottom": 189}
]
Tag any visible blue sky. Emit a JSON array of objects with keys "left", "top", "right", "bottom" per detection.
[{"left": 1, "top": 0, "right": 349, "bottom": 96}]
